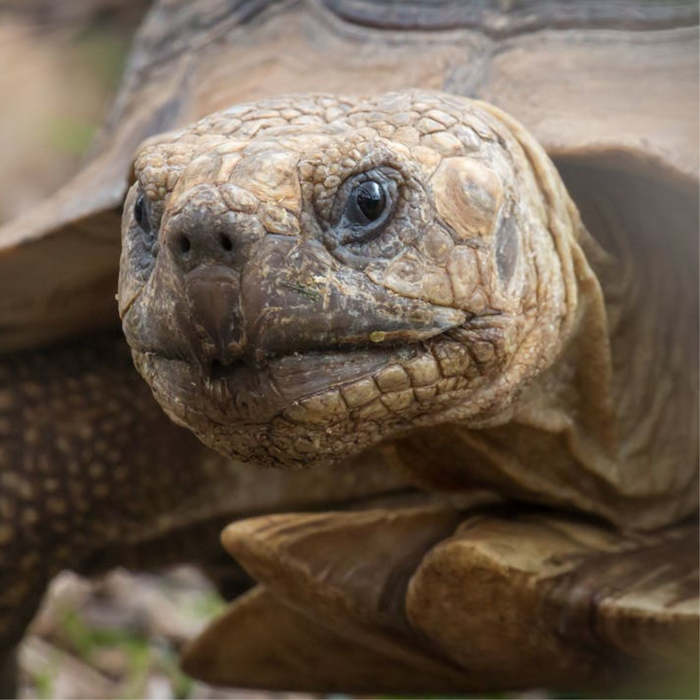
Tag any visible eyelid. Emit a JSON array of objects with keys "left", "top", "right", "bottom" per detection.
[
  {"left": 134, "top": 193, "right": 149, "bottom": 229},
  {"left": 134, "top": 187, "right": 166, "bottom": 236}
]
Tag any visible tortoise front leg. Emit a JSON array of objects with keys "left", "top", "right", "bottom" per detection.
[
  {"left": 0, "top": 332, "right": 218, "bottom": 683},
  {"left": 185, "top": 502, "right": 699, "bottom": 694},
  {"left": 408, "top": 511, "right": 699, "bottom": 693},
  {"left": 0, "top": 648, "right": 18, "bottom": 699}
]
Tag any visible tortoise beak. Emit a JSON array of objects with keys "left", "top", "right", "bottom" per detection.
[{"left": 184, "top": 266, "right": 245, "bottom": 370}]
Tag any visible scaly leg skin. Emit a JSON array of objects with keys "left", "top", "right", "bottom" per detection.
[
  {"left": 0, "top": 648, "right": 17, "bottom": 699},
  {"left": 0, "top": 333, "right": 219, "bottom": 680},
  {"left": 0, "top": 331, "right": 414, "bottom": 689}
]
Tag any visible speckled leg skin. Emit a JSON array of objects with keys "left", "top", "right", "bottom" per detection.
[
  {"left": 0, "top": 648, "right": 17, "bottom": 699},
  {"left": 0, "top": 333, "right": 216, "bottom": 666}
]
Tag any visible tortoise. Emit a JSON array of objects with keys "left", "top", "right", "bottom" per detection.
[{"left": 0, "top": 0, "right": 697, "bottom": 695}]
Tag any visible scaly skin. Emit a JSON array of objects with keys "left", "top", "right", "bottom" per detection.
[
  {"left": 0, "top": 333, "right": 217, "bottom": 688},
  {"left": 120, "top": 90, "right": 698, "bottom": 530}
]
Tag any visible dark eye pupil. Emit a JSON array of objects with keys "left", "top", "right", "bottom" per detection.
[
  {"left": 356, "top": 181, "right": 385, "bottom": 222},
  {"left": 134, "top": 193, "right": 148, "bottom": 230}
]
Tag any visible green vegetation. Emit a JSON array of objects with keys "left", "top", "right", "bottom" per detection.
[{"left": 54, "top": 606, "right": 195, "bottom": 699}]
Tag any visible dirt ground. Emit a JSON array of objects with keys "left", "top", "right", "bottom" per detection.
[{"left": 18, "top": 568, "right": 315, "bottom": 700}]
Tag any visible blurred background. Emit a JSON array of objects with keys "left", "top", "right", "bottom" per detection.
[{"left": 0, "top": 1, "right": 148, "bottom": 226}]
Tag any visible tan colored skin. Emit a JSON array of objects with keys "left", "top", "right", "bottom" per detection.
[{"left": 120, "top": 90, "right": 697, "bottom": 531}]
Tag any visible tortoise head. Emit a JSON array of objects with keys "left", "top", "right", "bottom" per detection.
[{"left": 118, "top": 90, "right": 582, "bottom": 468}]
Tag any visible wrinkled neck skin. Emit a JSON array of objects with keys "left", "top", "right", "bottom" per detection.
[{"left": 118, "top": 90, "right": 697, "bottom": 532}]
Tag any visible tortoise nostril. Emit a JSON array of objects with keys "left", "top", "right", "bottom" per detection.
[
  {"left": 179, "top": 235, "right": 191, "bottom": 254},
  {"left": 167, "top": 218, "right": 241, "bottom": 270},
  {"left": 219, "top": 233, "right": 233, "bottom": 252}
]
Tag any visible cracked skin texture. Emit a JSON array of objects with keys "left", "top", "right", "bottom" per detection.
[{"left": 120, "top": 89, "right": 698, "bottom": 532}]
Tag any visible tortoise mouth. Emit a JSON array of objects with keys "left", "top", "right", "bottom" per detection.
[
  {"left": 206, "top": 343, "right": 403, "bottom": 383},
  {"left": 128, "top": 321, "right": 489, "bottom": 470},
  {"left": 132, "top": 341, "right": 409, "bottom": 426}
]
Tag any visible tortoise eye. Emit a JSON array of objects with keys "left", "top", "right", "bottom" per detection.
[
  {"left": 338, "top": 177, "right": 394, "bottom": 246},
  {"left": 349, "top": 181, "right": 387, "bottom": 224},
  {"left": 327, "top": 167, "right": 400, "bottom": 256},
  {"left": 134, "top": 193, "right": 150, "bottom": 232}
]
